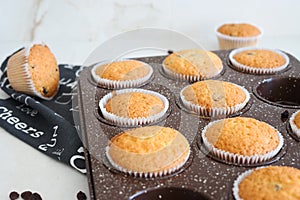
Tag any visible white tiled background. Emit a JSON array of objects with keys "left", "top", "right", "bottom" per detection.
[
  {"left": 1, "top": 0, "right": 300, "bottom": 64},
  {"left": 0, "top": 0, "right": 300, "bottom": 199}
]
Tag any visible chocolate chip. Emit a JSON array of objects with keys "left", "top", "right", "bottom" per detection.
[
  {"left": 247, "top": 52, "right": 255, "bottom": 55},
  {"left": 77, "top": 191, "right": 87, "bottom": 200},
  {"left": 42, "top": 87, "right": 48, "bottom": 95},
  {"left": 274, "top": 184, "right": 281, "bottom": 191},
  {"left": 21, "top": 191, "right": 32, "bottom": 200},
  {"left": 28, "top": 193, "right": 42, "bottom": 200},
  {"left": 9, "top": 191, "right": 19, "bottom": 200},
  {"left": 167, "top": 50, "right": 174, "bottom": 54},
  {"left": 281, "top": 110, "right": 289, "bottom": 122}
]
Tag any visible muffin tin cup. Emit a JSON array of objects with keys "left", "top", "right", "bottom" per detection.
[
  {"left": 179, "top": 83, "right": 250, "bottom": 117},
  {"left": 289, "top": 110, "right": 300, "bottom": 137},
  {"left": 129, "top": 187, "right": 212, "bottom": 200},
  {"left": 105, "top": 146, "right": 191, "bottom": 178},
  {"left": 91, "top": 60, "right": 154, "bottom": 89},
  {"left": 6, "top": 45, "right": 58, "bottom": 100},
  {"left": 253, "top": 77, "right": 300, "bottom": 109},
  {"left": 99, "top": 88, "right": 169, "bottom": 126},
  {"left": 229, "top": 47, "right": 290, "bottom": 74},
  {"left": 201, "top": 119, "right": 284, "bottom": 165}
]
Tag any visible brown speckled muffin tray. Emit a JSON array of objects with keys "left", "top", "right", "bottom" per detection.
[{"left": 76, "top": 49, "right": 300, "bottom": 200}]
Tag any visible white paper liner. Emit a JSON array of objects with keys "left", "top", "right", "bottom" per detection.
[
  {"left": 162, "top": 63, "right": 223, "bottom": 82},
  {"left": 105, "top": 146, "right": 190, "bottom": 178},
  {"left": 201, "top": 119, "right": 284, "bottom": 164},
  {"left": 99, "top": 88, "right": 169, "bottom": 126},
  {"left": 7, "top": 43, "right": 58, "bottom": 100},
  {"left": 232, "top": 167, "right": 257, "bottom": 200},
  {"left": 229, "top": 47, "right": 290, "bottom": 74},
  {"left": 91, "top": 60, "right": 153, "bottom": 89},
  {"left": 180, "top": 83, "right": 250, "bottom": 117},
  {"left": 289, "top": 110, "right": 300, "bottom": 137},
  {"left": 215, "top": 22, "right": 263, "bottom": 50}
]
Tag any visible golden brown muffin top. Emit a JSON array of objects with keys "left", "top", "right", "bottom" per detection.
[
  {"left": 239, "top": 166, "right": 300, "bottom": 200},
  {"left": 163, "top": 49, "right": 223, "bottom": 78},
  {"left": 233, "top": 49, "right": 286, "bottom": 69},
  {"left": 95, "top": 60, "right": 150, "bottom": 81},
  {"left": 182, "top": 80, "right": 246, "bottom": 108},
  {"left": 110, "top": 126, "right": 178, "bottom": 154},
  {"left": 108, "top": 126, "right": 190, "bottom": 173},
  {"left": 293, "top": 111, "right": 300, "bottom": 128},
  {"left": 217, "top": 23, "right": 261, "bottom": 37},
  {"left": 205, "top": 117, "right": 279, "bottom": 156},
  {"left": 28, "top": 44, "right": 59, "bottom": 98},
  {"left": 105, "top": 92, "right": 164, "bottom": 118}
]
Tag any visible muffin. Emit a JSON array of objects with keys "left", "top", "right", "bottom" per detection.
[
  {"left": 229, "top": 47, "right": 289, "bottom": 74},
  {"left": 233, "top": 166, "right": 300, "bottom": 200},
  {"left": 180, "top": 80, "right": 250, "bottom": 116},
  {"left": 162, "top": 49, "right": 223, "bottom": 81},
  {"left": 290, "top": 110, "right": 300, "bottom": 137},
  {"left": 99, "top": 88, "right": 169, "bottom": 126},
  {"left": 106, "top": 126, "right": 190, "bottom": 177},
  {"left": 6, "top": 43, "right": 59, "bottom": 100},
  {"left": 91, "top": 59, "right": 153, "bottom": 88},
  {"left": 216, "top": 22, "right": 262, "bottom": 49},
  {"left": 201, "top": 117, "right": 283, "bottom": 164}
]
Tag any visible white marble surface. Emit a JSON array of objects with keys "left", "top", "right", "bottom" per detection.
[{"left": 0, "top": 0, "right": 300, "bottom": 199}]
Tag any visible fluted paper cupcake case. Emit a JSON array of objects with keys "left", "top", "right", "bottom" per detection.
[
  {"left": 232, "top": 167, "right": 260, "bottom": 200},
  {"left": 105, "top": 146, "right": 190, "bottom": 178},
  {"left": 229, "top": 47, "right": 290, "bottom": 74},
  {"left": 162, "top": 62, "right": 223, "bottom": 82},
  {"left": 6, "top": 43, "right": 58, "bottom": 100},
  {"left": 91, "top": 60, "right": 153, "bottom": 89},
  {"left": 215, "top": 22, "right": 263, "bottom": 50},
  {"left": 290, "top": 110, "right": 300, "bottom": 137},
  {"left": 180, "top": 83, "right": 250, "bottom": 117},
  {"left": 201, "top": 119, "right": 284, "bottom": 164},
  {"left": 99, "top": 88, "right": 169, "bottom": 126}
]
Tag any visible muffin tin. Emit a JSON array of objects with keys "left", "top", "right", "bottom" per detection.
[{"left": 76, "top": 49, "right": 300, "bottom": 200}]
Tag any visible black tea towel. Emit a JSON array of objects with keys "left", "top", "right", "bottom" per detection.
[{"left": 0, "top": 49, "right": 86, "bottom": 173}]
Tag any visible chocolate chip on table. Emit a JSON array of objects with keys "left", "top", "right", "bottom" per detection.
[
  {"left": 28, "top": 192, "right": 42, "bottom": 200},
  {"left": 9, "top": 191, "right": 19, "bottom": 200},
  {"left": 77, "top": 191, "right": 87, "bottom": 200},
  {"left": 21, "top": 191, "right": 33, "bottom": 200}
]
